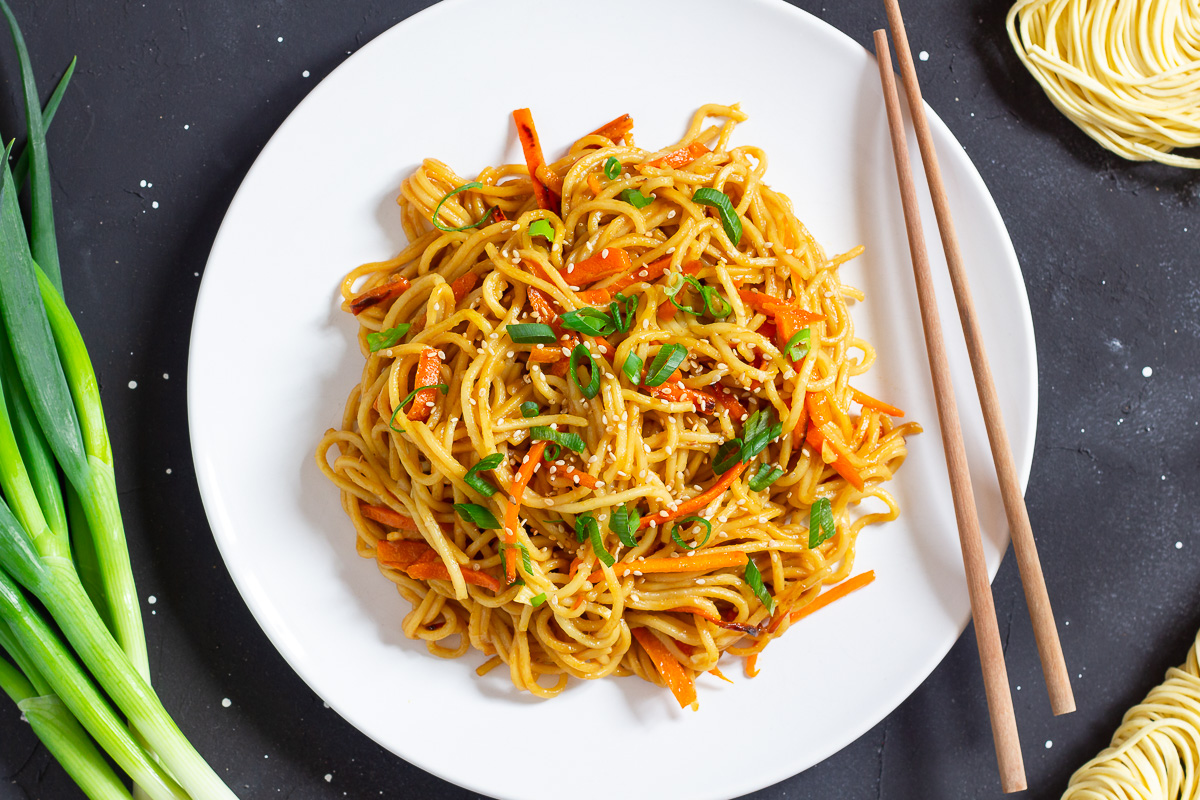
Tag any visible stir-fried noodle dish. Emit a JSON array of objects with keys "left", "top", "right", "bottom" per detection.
[{"left": 316, "top": 104, "right": 920, "bottom": 708}]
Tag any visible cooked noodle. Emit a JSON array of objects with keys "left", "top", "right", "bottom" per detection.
[{"left": 315, "top": 104, "right": 919, "bottom": 704}]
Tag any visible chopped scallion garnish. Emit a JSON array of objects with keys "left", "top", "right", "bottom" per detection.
[
  {"left": 692, "top": 186, "right": 743, "bottom": 244},
  {"left": 643, "top": 343, "right": 687, "bottom": 387},
  {"left": 530, "top": 592, "right": 547, "bottom": 607},
  {"left": 507, "top": 323, "right": 556, "bottom": 344},
  {"left": 622, "top": 352, "right": 643, "bottom": 385},
  {"left": 669, "top": 516, "right": 712, "bottom": 551},
  {"left": 603, "top": 156, "right": 621, "bottom": 180},
  {"left": 664, "top": 273, "right": 705, "bottom": 316},
  {"left": 366, "top": 323, "right": 411, "bottom": 352},
  {"left": 610, "top": 292, "right": 639, "bottom": 333},
  {"left": 576, "top": 512, "right": 614, "bottom": 567},
  {"left": 432, "top": 181, "right": 497, "bottom": 232},
  {"left": 783, "top": 328, "right": 810, "bottom": 361},
  {"left": 740, "top": 407, "right": 783, "bottom": 462},
  {"left": 454, "top": 503, "right": 501, "bottom": 529},
  {"left": 808, "top": 497, "right": 836, "bottom": 549},
  {"left": 559, "top": 307, "right": 615, "bottom": 337},
  {"left": 619, "top": 188, "right": 653, "bottom": 209},
  {"left": 744, "top": 558, "right": 774, "bottom": 612},
  {"left": 713, "top": 439, "right": 742, "bottom": 473},
  {"left": 464, "top": 453, "right": 504, "bottom": 496},
  {"left": 542, "top": 442, "right": 560, "bottom": 461},
  {"left": 520, "top": 401, "right": 539, "bottom": 418},
  {"left": 748, "top": 463, "right": 785, "bottom": 492},
  {"left": 388, "top": 383, "right": 449, "bottom": 433},
  {"left": 569, "top": 343, "right": 601, "bottom": 399},
  {"left": 528, "top": 219, "right": 555, "bottom": 242},
  {"left": 608, "top": 505, "right": 640, "bottom": 547},
  {"left": 530, "top": 426, "right": 585, "bottom": 453}
]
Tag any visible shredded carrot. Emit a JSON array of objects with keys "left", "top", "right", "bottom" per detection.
[
  {"left": 350, "top": 274, "right": 411, "bottom": 315},
  {"left": 708, "top": 665, "right": 734, "bottom": 684},
  {"left": 575, "top": 287, "right": 612, "bottom": 306},
  {"left": 512, "top": 108, "right": 558, "bottom": 211},
  {"left": 790, "top": 398, "right": 810, "bottom": 449},
  {"left": 407, "top": 347, "right": 444, "bottom": 422},
  {"left": 633, "top": 628, "right": 696, "bottom": 710},
  {"left": 586, "top": 173, "right": 603, "bottom": 197},
  {"left": 647, "top": 379, "right": 717, "bottom": 414},
  {"left": 712, "top": 384, "right": 747, "bottom": 421},
  {"left": 534, "top": 163, "right": 564, "bottom": 197},
  {"left": 788, "top": 570, "right": 876, "bottom": 624},
  {"left": 406, "top": 560, "right": 503, "bottom": 593},
  {"left": 647, "top": 141, "right": 710, "bottom": 169},
  {"left": 561, "top": 247, "right": 632, "bottom": 288},
  {"left": 656, "top": 299, "right": 678, "bottom": 322},
  {"left": 376, "top": 539, "right": 503, "bottom": 592},
  {"left": 571, "top": 594, "right": 586, "bottom": 611},
  {"left": 606, "top": 255, "right": 672, "bottom": 292},
  {"left": 805, "top": 393, "right": 864, "bottom": 490},
  {"left": 587, "top": 113, "right": 633, "bottom": 144},
  {"left": 374, "top": 539, "right": 430, "bottom": 568},
  {"left": 502, "top": 440, "right": 548, "bottom": 584},
  {"left": 671, "top": 605, "right": 762, "bottom": 636},
  {"left": 360, "top": 504, "right": 419, "bottom": 531},
  {"left": 527, "top": 346, "right": 563, "bottom": 364},
  {"left": 743, "top": 653, "right": 760, "bottom": 678},
  {"left": 737, "top": 289, "right": 822, "bottom": 322},
  {"left": 450, "top": 271, "right": 479, "bottom": 305},
  {"left": 558, "top": 466, "right": 598, "bottom": 490},
  {"left": 637, "top": 463, "right": 745, "bottom": 530},
  {"left": 851, "top": 387, "right": 905, "bottom": 418},
  {"left": 588, "top": 550, "right": 748, "bottom": 583},
  {"left": 490, "top": 206, "right": 507, "bottom": 223}
]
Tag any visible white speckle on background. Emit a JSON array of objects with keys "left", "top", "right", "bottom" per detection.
[
  {"left": 919, "top": 50, "right": 929, "bottom": 61},
  {"left": 221, "top": 698, "right": 231, "bottom": 708},
  {"left": 163, "top": 373, "right": 169, "bottom": 380},
  {"left": 147, "top": 182, "right": 153, "bottom": 188},
  {"left": 140, "top": 179, "right": 147, "bottom": 188},
  {"left": 1080, "top": 427, "right": 1085, "bottom": 433},
  {"left": 1143, "top": 366, "right": 1153, "bottom": 377},
  {"left": 324, "top": 774, "right": 332, "bottom": 783},
  {"left": 148, "top": 596, "right": 156, "bottom": 605},
  {"left": 194, "top": 272, "right": 199, "bottom": 276},
  {"left": 152, "top": 201, "right": 159, "bottom": 209},
  {"left": 165, "top": 468, "right": 172, "bottom": 475},
  {"left": 277, "top": 36, "right": 283, "bottom": 42},
  {"left": 151, "top": 610, "right": 156, "bottom": 615},
  {"left": 184, "top": 124, "right": 190, "bottom": 130},
  {"left": 128, "top": 380, "right": 137, "bottom": 389},
  {"left": 302, "top": 70, "right": 310, "bottom": 78},
  {"left": 323, "top": 702, "right": 329, "bottom": 708},
  {"left": 1065, "top": 620, "right": 1070, "bottom": 625},
  {"left": 1177, "top": 541, "right": 1183, "bottom": 549},
  {"left": 1045, "top": 740, "right": 1053, "bottom": 749},
  {"left": 1162, "top": 475, "right": 1167, "bottom": 480}
]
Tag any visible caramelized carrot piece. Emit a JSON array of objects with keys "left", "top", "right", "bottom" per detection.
[
  {"left": 361, "top": 504, "right": 419, "bottom": 530},
  {"left": 744, "top": 653, "right": 760, "bottom": 678},
  {"left": 851, "top": 388, "right": 905, "bottom": 418},
  {"left": 512, "top": 108, "right": 558, "bottom": 212},
  {"left": 588, "top": 550, "right": 748, "bottom": 583},
  {"left": 527, "top": 346, "right": 564, "bottom": 364},
  {"left": 647, "top": 141, "right": 710, "bottom": 169},
  {"left": 561, "top": 247, "right": 633, "bottom": 288},
  {"left": 588, "top": 113, "right": 633, "bottom": 144},
  {"left": 707, "top": 665, "right": 734, "bottom": 684},
  {"left": 575, "top": 287, "right": 612, "bottom": 306},
  {"left": 502, "top": 440, "right": 548, "bottom": 584},
  {"left": 586, "top": 173, "right": 603, "bottom": 196},
  {"left": 805, "top": 393, "right": 864, "bottom": 490},
  {"left": 571, "top": 594, "right": 586, "bottom": 611},
  {"left": 788, "top": 571, "right": 876, "bottom": 623},
  {"left": 607, "top": 255, "right": 672, "bottom": 292},
  {"left": 647, "top": 379, "right": 717, "bottom": 414},
  {"left": 450, "top": 272, "right": 479, "bottom": 305},
  {"left": 350, "top": 274, "right": 411, "bottom": 315},
  {"left": 633, "top": 628, "right": 697, "bottom": 710},
  {"left": 671, "top": 606, "right": 762, "bottom": 636},
  {"left": 558, "top": 466, "right": 599, "bottom": 490},
  {"left": 656, "top": 299, "right": 678, "bottom": 322},
  {"left": 534, "top": 163, "right": 564, "bottom": 197},
  {"left": 737, "top": 289, "right": 823, "bottom": 323},
  {"left": 406, "top": 560, "right": 503, "bottom": 593},
  {"left": 407, "top": 347, "right": 444, "bottom": 422},
  {"left": 375, "top": 539, "right": 431, "bottom": 569},
  {"left": 638, "top": 463, "right": 745, "bottom": 530}
]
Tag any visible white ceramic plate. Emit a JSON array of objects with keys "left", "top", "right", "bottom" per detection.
[{"left": 189, "top": 1, "right": 1036, "bottom": 798}]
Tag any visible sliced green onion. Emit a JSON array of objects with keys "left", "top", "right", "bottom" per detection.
[
  {"left": 610, "top": 293, "right": 639, "bottom": 333},
  {"left": 577, "top": 512, "right": 614, "bottom": 567},
  {"left": 569, "top": 343, "right": 601, "bottom": 399},
  {"left": 603, "top": 156, "right": 621, "bottom": 180},
  {"left": 713, "top": 439, "right": 742, "bottom": 473},
  {"left": 644, "top": 343, "right": 687, "bottom": 387},
  {"left": 608, "top": 505, "right": 640, "bottom": 548},
  {"left": 366, "top": 323, "right": 411, "bottom": 353},
  {"left": 664, "top": 273, "right": 705, "bottom": 316},
  {"left": 808, "top": 497, "right": 836, "bottom": 549},
  {"left": 528, "top": 219, "right": 555, "bottom": 242},
  {"left": 744, "top": 558, "right": 774, "bottom": 612},
  {"left": 692, "top": 186, "right": 743, "bottom": 245},
  {"left": 748, "top": 463, "right": 785, "bottom": 492},
  {"left": 520, "top": 401, "right": 539, "bottom": 418},
  {"left": 542, "top": 442, "right": 560, "bottom": 461},
  {"left": 454, "top": 503, "right": 501, "bottom": 529},
  {"left": 619, "top": 188, "right": 653, "bottom": 209},
  {"left": 740, "top": 407, "right": 782, "bottom": 463},
  {"left": 507, "top": 323, "right": 556, "bottom": 344},
  {"left": 670, "top": 516, "right": 712, "bottom": 551},
  {"left": 783, "top": 328, "right": 810, "bottom": 361},
  {"left": 530, "top": 426, "right": 585, "bottom": 453},
  {"left": 517, "top": 542, "right": 533, "bottom": 575},
  {"left": 432, "top": 182, "right": 497, "bottom": 232},
  {"left": 573, "top": 511, "right": 593, "bottom": 543},
  {"left": 559, "top": 307, "right": 615, "bottom": 337},
  {"left": 530, "top": 592, "right": 547, "bottom": 607},
  {"left": 622, "top": 352, "right": 644, "bottom": 385},
  {"left": 701, "top": 284, "right": 732, "bottom": 319},
  {"left": 464, "top": 453, "right": 504, "bottom": 497}
]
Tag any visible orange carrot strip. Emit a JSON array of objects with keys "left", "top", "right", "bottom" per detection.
[
  {"left": 559, "top": 467, "right": 599, "bottom": 490},
  {"left": 374, "top": 539, "right": 431, "bottom": 569},
  {"left": 633, "top": 628, "right": 696, "bottom": 710},
  {"left": 575, "top": 287, "right": 612, "bottom": 306},
  {"left": 647, "top": 141, "right": 710, "bottom": 169},
  {"left": 407, "top": 347, "right": 444, "bottom": 422},
  {"left": 586, "top": 173, "right": 603, "bottom": 196},
  {"left": 708, "top": 665, "right": 734, "bottom": 684},
  {"left": 512, "top": 108, "right": 558, "bottom": 212},
  {"left": 712, "top": 384, "right": 748, "bottom": 422},
  {"left": 671, "top": 606, "right": 762, "bottom": 636},
  {"left": 571, "top": 594, "right": 586, "bottom": 611},
  {"left": 405, "top": 560, "right": 503, "bottom": 593},
  {"left": 744, "top": 653, "right": 760, "bottom": 678},
  {"left": 502, "top": 440, "right": 548, "bottom": 584},
  {"left": 607, "top": 255, "right": 672, "bottom": 292},
  {"left": 637, "top": 463, "right": 746, "bottom": 530},
  {"left": 805, "top": 394, "right": 864, "bottom": 490},
  {"left": 851, "top": 388, "right": 905, "bottom": 418},
  {"left": 561, "top": 247, "right": 632, "bottom": 288},
  {"left": 527, "top": 346, "right": 563, "bottom": 364},
  {"left": 647, "top": 379, "right": 717, "bottom": 414},
  {"left": 788, "top": 571, "right": 876, "bottom": 624},
  {"left": 361, "top": 504, "right": 419, "bottom": 530},
  {"left": 350, "top": 274, "right": 411, "bottom": 315},
  {"left": 588, "top": 113, "right": 633, "bottom": 144},
  {"left": 450, "top": 272, "right": 479, "bottom": 305},
  {"left": 534, "top": 164, "right": 564, "bottom": 197},
  {"left": 657, "top": 299, "right": 678, "bottom": 322},
  {"left": 588, "top": 550, "right": 748, "bottom": 583},
  {"left": 737, "top": 289, "right": 822, "bottom": 322}
]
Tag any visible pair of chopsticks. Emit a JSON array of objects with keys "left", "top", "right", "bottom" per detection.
[{"left": 874, "top": 1, "right": 1075, "bottom": 793}]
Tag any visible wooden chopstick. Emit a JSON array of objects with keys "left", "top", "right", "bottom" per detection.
[
  {"left": 882, "top": 0, "right": 1075, "bottom": 718},
  {"left": 873, "top": 30, "right": 1027, "bottom": 794}
]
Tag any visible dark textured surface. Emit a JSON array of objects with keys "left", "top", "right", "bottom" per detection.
[{"left": 1, "top": 1, "right": 1197, "bottom": 798}]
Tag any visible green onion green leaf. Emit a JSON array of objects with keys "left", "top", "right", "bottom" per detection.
[
  {"left": 692, "top": 186, "right": 743, "bottom": 245},
  {"left": 432, "top": 181, "right": 497, "bottom": 232},
  {"left": 740, "top": 407, "right": 782, "bottom": 463},
  {"left": 644, "top": 343, "right": 687, "bottom": 387},
  {"left": 610, "top": 292, "right": 639, "bottom": 333},
  {"left": 528, "top": 219, "right": 555, "bottom": 242},
  {"left": 609, "top": 505, "right": 640, "bottom": 548},
  {"left": 748, "top": 463, "right": 785, "bottom": 492},
  {"left": 530, "top": 592, "right": 547, "bottom": 607},
  {"left": 664, "top": 273, "right": 705, "bottom": 316},
  {"left": 744, "top": 558, "right": 774, "bottom": 612},
  {"left": 713, "top": 439, "right": 743, "bottom": 473},
  {"left": 569, "top": 343, "right": 601, "bottom": 399},
  {"left": 507, "top": 323, "right": 557, "bottom": 344},
  {"left": 808, "top": 497, "right": 836, "bottom": 549},
  {"left": 783, "top": 328, "right": 810, "bottom": 362},
  {"left": 542, "top": 442, "right": 560, "bottom": 461},
  {"left": 619, "top": 188, "right": 653, "bottom": 209},
  {"left": 455, "top": 503, "right": 501, "bottom": 529},
  {"left": 670, "top": 516, "right": 713, "bottom": 551},
  {"left": 559, "top": 307, "right": 615, "bottom": 337},
  {"left": 576, "top": 512, "right": 614, "bottom": 567},
  {"left": 530, "top": 426, "right": 585, "bottom": 453},
  {"left": 520, "top": 401, "right": 539, "bottom": 418},
  {"left": 603, "top": 156, "right": 621, "bottom": 180},
  {"left": 367, "top": 323, "right": 411, "bottom": 352},
  {"left": 622, "top": 352, "right": 644, "bottom": 385},
  {"left": 464, "top": 453, "right": 504, "bottom": 497}
]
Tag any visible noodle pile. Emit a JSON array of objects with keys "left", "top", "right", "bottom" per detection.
[
  {"left": 1007, "top": 0, "right": 1200, "bottom": 168},
  {"left": 1062, "top": 627, "right": 1200, "bottom": 799},
  {"left": 316, "top": 104, "right": 920, "bottom": 705}
]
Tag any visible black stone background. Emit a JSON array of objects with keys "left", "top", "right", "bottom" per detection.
[{"left": 1, "top": 0, "right": 1197, "bottom": 798}]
